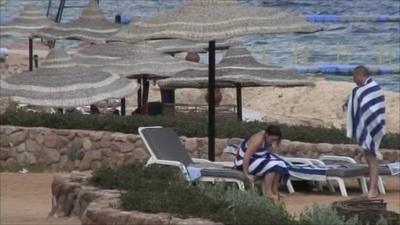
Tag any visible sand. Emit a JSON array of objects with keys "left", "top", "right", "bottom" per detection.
[
  {"left": 0, "top": 173, "right": 399, "bottom": 225},
  {"left": 126, "top": 80, "right": 400, "bottom": 133},
  {"left": 0, "top": 173, "right": 80, "bottom": 225},
  {"left": 1, "top": 46, "right": 399, "bottom": 134}
]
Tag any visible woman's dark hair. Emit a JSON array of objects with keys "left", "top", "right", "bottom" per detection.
[{"left": 265, "top": 125, "right": 282, "bottom": 142}]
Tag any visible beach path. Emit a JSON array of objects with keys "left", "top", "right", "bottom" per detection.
[{"left": 1, "top": 173, "right": 399, "bottom": 225}]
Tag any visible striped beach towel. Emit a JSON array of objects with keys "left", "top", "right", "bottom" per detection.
[{"left": 346, "top": 78, "right": 386, "bottom": 157}]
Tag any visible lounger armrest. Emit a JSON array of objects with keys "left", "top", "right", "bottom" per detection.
[
  {"left": 192, "top": 158, "right": 213, "bottom": 163},
  {"left": 147, "top": 158, "right": 185, "bottom": 168},
  {"left": 282, "top": 157, "right": 315, "bottom": 167},
  {"left": 318, "top": 155, "right": 357, "bottom": 164},
  {"left": 192, "top": 158, "right": 235, "bottom": 167}
]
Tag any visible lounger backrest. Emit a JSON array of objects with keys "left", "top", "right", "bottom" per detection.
[{"left": 141, "top": 127, "right": 193, "bottom": 166}]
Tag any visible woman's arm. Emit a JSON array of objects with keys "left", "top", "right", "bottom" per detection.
[{"left": 242, "top": 132, "right": 263, "bottom": 178}]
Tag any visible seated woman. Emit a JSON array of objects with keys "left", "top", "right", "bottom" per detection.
[{"left": 234, "top": 125, "right": 289, "bottom": 200}]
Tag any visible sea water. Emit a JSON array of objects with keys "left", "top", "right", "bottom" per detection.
[{"left": 0, "top": 0, "right": 399, "bottom": 92}]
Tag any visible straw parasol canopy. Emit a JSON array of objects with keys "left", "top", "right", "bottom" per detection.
[
  {"left": 111, "top": 0, "right": 319, "bottom": 42},
  {"left": 0, "top": 49, "right": 139, "bottom": 107},
  {"left": 145, "top": 39, "right": 232, "bottom": 54},
  {"left": 158, "top": 46, "right": 315, "bottom": 89},
  {"left": 73, "top": 42, "right": 201, "bottom": 79},
  {"left": 36, "top": 0, "right": 121, "bottom": 42},
  {"left": 0, "top": 5, "right": 56, "bottom": 37}
]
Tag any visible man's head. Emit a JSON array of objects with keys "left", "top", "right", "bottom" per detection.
[{"left": 352, "top": 65, "right": 370, "bottom": 86}]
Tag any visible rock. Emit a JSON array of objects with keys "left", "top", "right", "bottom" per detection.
[
  {"left": 76, "top": 131, "right": 89, "bottom": 137},
  {"left": 101, "top": 148, "right": 112, "bottom": 158},
  {"left": 215, "top": 139, "right": 227, "bottom": 156},
  {"left": 128, "top": 212, "right": 171, "bottom": 225},
  {"left": 133, "top": 148, "right": 149, "bottom": 163},
  {"left": 316, "top": 143, "right": 333, "bottom": 153},
  {"left": 126, "top": 135, "right": 139, "bottom": 143},
  {"left": 9, "top": 131, "right": 26, "bottom": 146},
  {"left": 71, "top": 139, "right": 83, "bottom": 150},
  {"left": 110, "top": 153, "right": 125, "bottom": 169},
  {"left": 16, "top": 152, "right": 25, "bottom": 166},
  {"left": 104, "top": 211, "right": 130, "bottom": 225},
  {"left": 67, "top": 132, "right": 76, "bottom": 140},
  {"left": 111, "top": 133, "right": 128, "bottom": 142},
  {"left": 43, "top": 147, "right": 61, "bottom": 164},
  {"left": 90, "top": 161, "right": 102, "bottom": 170},
  {"left": 124, "top": 153, "right": 136, "bottom": 165},
  {"left": 133, "top": 140, "right": 144, "bottom": 148},
  {"left": 184, "top": 138, "right": 198, "bottom": 153},
  {"left": 170, "top": 218, "right": 222, "bottom": 225},
  {"left": 25, "top": 152, "right": 36, "bottom": 164},
  {"left": 0, "top": 148, "right": 10, "bottom": 160},
  {"left": 58, "top": 136, "right": 69, "bottom": 148},
  {"left": 59, "top": 155, "right": 69, "bottom": 169},
  {"left": 110, "top": 142, "right": 134, "bottom": 153},
  {"left": 4, "top": 126, "right": 18, "bottom": 135},
  {"left": 82, "top": 138, "right": 93, "bottom": 150},
  {"left": 0, "top": 135, "right": 9, "bottom": 147},
  {"left": 43, "top": 132, "right": 59, "bottom": 148},
  {"left": 26, "top": 139, "right": 41, "bottom": 152},
  {"left": 35, "top": 133, "right": 44, "bottom": 144},
  {"left": 16, "top": 143, "right": 25, "bottom": 153},
  {"left": 227, "top": 138, "right": 243, "bottom": 145},
  {"left": 5, "top": 157, "right": 17, "bottom": 169},
  {"left": 90, "top": 132, "right": 104, "bottom": 142},
  {"left": 95, "top": 138, "right": 111, "bottom": 148}
]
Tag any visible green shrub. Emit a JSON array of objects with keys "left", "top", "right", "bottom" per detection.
[
  {"left": 299, "top": 204, "right": 359, "bottom": 225},
  {"left": 1, "top": 110, "right": 399, "bottom": 149},
  {"left": 92, "top": 165, "right": 293, "bottom": 225}
]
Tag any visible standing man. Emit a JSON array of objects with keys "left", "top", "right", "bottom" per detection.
[{"left": 346, "top": 65, "right": 386, "bottom": 198}]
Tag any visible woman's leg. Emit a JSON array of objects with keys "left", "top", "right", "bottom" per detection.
[
  {"left": 263, "top": 172, "right": 276, "bottom": 196},
  {"left": 272, "top": 172, "right": 281, "bottom": 196}
]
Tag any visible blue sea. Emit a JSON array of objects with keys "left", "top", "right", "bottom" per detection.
[{"left": 0, "top": 0, "right": 399, "bottom": 92}]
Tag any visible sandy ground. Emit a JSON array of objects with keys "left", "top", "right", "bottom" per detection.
[
  {"left": 0, "top": 173, "right": 399, "bottom": 225},
  {"left": 0, "top": 173, "right": 80, "bottom": 225}
]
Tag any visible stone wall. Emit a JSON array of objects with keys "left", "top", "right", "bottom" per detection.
[
  {"left": 52, "top": 172, "right": 222, "bottom": 225},
  {"left": 1, "top": 126, "right": 399, "bottom": 171}
]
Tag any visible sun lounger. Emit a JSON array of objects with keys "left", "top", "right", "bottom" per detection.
[
  {"left": 223, "top": 145, "right": 378, "bottom": 197},
  {"left": 318, "top": 155, "right": 400, "bottom": 195},
  {"left": 139, "top": 126, "right": 248, "bottom": 190}
]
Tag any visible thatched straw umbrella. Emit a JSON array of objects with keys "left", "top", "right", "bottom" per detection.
[
  {"left": 0, "top": 5, "right": 56, "bottom": 37},
  {"left": 0, "top": 49, "right": 139, "bottom": 108},
  {"left": 73, "top": 42, "right": 200, "bottom": 114},
  {"left": 35, "top": 0, "right": 121, "bottom": 43},
  {"left": 145, "top": 39, "right": 232, "bottom": 55},
  {"left": 111, "top": 0, "right": 319, "bottom": 161},
  {"left": 158, "top": 45, "right": 314, "bottom": 120}
]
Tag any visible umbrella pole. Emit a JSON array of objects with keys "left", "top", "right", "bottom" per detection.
[
  {"left": 137, "top": 78, "right": 142, "bottom": 113},
  {"left": 29, "top": 37, "right": 33, "bottom": 71},
  {"left": 236, "top": 84, "right": 243, "bottom": 121},
  {"left": 208, "top": 40, "right": 216, "bottom": 161},
  {"left": 142, "top": 78, "right": 150, "bottom": 114},
  {"left": 34, "top": 55, "right": 39, "bottom": 68},
  {"left": 121, "top": 98, "right": 126, "bottom": 116}
]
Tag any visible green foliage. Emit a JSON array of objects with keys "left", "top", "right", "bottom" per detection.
[
  {"left": 92, "top": 165, "right": 292, "bottom": 225},
  {"left": 1, "top": 110, "right": 399, "bottom": 149},
  {"left": 299, "top": 204, "right": 359, "bottom": 225}
]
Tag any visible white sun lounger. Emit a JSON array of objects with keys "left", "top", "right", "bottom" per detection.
[{"left": 224, "top": 145, "right": 373, "bottom": 197}]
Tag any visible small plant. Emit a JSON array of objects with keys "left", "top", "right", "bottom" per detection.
[{"left": 299, "top": 204, "right": 359, "bottom": 225}]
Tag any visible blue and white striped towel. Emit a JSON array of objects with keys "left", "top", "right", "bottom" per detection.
[{"left": 346, "top": 78, "right": 386, "bottom": 158}]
